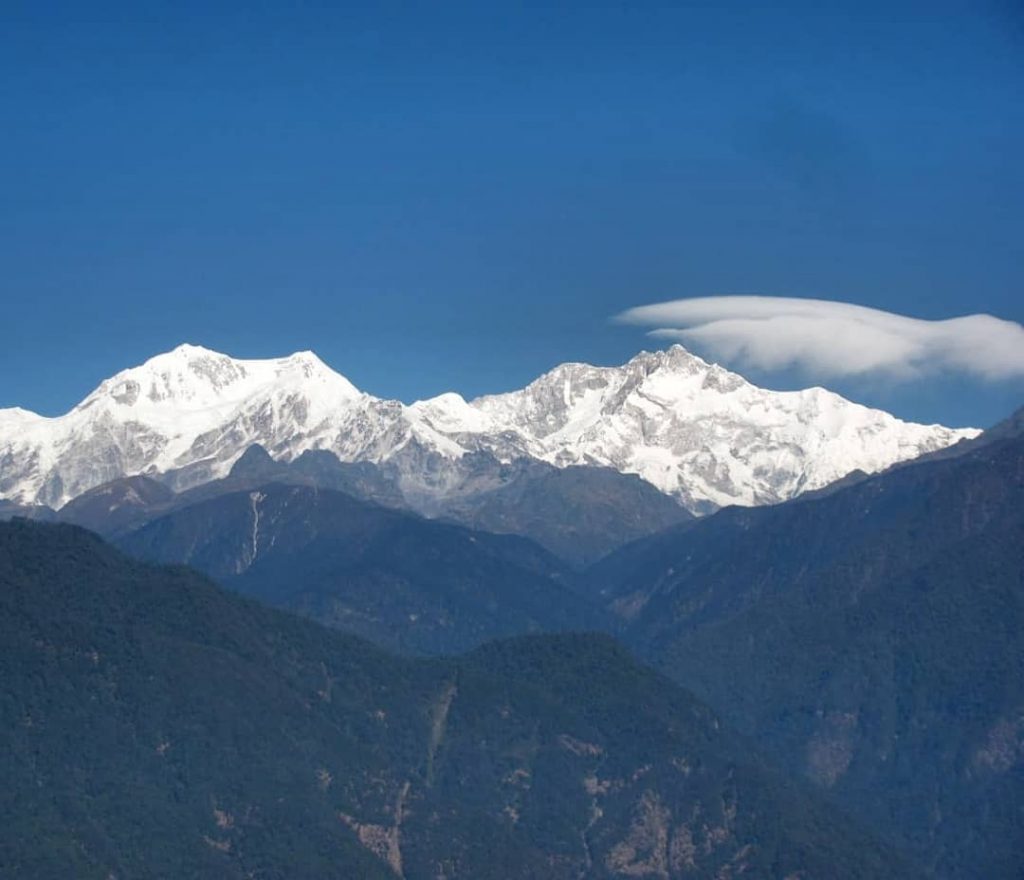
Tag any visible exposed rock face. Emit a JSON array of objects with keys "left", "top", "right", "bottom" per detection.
[{"left": 0, "top": 343, "right": 974, "bottom": 512}]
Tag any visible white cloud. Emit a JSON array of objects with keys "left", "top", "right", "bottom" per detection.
[{"left": 617, "top": 296, "right": 1024, "bottom": 381}]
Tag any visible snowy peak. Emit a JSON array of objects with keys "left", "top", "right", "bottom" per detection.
[
  {"left": 433, "top": 343, "right": 978, "bottom": 510},
  {"left": 78, "top": 344, "right": 361, "bottom": 415},
  {"left": 471, "top": 345, "right": 745, "bottom": 429},
  {"left": 0, "top": 345, "right": 370, "bottom": 508},
  {"left": 626, "top": 343, "right": 721, "bottom": 374},
  {"left": 0, "top": 343, "right": 980, "bottom": 511}
]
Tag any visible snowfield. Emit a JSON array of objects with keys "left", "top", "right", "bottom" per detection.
[{"left": 0, "top": 343, "right": 978, "bottom": 512}]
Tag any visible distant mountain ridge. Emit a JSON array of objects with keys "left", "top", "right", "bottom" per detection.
[
  {"left": 48, "top": 443, "right": 690, "bottom": 567},
  {"left": 0, "top": 343, "right": 975, "bottom": 512},
  {"left": 117, "top": 481, "right": 604, "bottom": 655}
]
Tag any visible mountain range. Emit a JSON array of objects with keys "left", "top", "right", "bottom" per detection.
[
  {"left": 0, "top": 343, "right": 975, "bottom": 515},
  {"left": 87, "top": 403, "right": 1023, "bottom": 878},
  {"left": 1, "top": 343, "right": 1019, "bottom": 878},
  {"left": 50, "top": 443, "right": 691, "bottom": 568},
  {"left": 592, "top": 413, "right": 1024, "bottom": 879},
  {"left": 0, "top": 519, "right": 922, "bottom": 879}
]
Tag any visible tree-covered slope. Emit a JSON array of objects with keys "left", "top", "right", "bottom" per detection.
[
  {"left": 0, "top": 520, "right": 409, "bottom": 880},
  {"left": 591, "top": 432, "right": 1024, "bottom": 878},
  {"left": 117, "top": 482, "right": 601, "bottom": 655},
  {"left": 0, "top": 519, "right": 921, "bottom": 879}
]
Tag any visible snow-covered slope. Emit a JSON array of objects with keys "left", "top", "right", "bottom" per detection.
[
  {"left": 0, "top": 345, "right": 365, "bottom": 507},
  {"left": 0, "top": 343, "right": 978, "bottom": 511}
]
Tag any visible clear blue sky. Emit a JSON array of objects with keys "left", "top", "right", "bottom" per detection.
[{"left": 1, "top": 1, "right": 1021, "bottom": 427}]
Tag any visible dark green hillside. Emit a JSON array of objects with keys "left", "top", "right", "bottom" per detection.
[
  {"left": 0, "top": 520, "right": 413, "bottom": 880},
  {"left": 592, "top": 431, "right": 1024, "bottom": 878},
  {"left": 0, "top": 520, "right": 920, "bottom": 879},
  {"left": 116, "top": 482, "right": 604, "bottom": 654}
]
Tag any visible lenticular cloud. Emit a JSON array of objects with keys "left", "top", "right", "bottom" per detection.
[{"left": 617, "top": 296, "right": 1024, "bottom": 381}]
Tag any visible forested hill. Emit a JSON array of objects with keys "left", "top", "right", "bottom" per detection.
[{"left": 0, "top": 519, "right": 920, "bottom": 879}]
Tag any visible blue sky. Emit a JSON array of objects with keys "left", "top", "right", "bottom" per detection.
[{"left": 1, "top": 1, "right": 1021, "bottom": 428}]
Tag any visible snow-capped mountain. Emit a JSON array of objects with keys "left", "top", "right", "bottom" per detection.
[{"left": 0, "top": 343, "right": 978, "bottom": 512}]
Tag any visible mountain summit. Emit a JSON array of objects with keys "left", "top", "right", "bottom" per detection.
[{"left": 0, "top": 344, "right": 977, "bottom": 510}]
